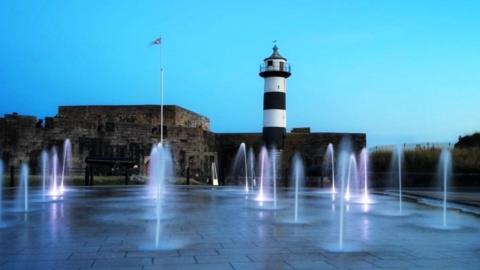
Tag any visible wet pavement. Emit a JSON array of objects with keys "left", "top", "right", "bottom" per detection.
[
  {"left": 0, "top": 186, "right": 479, "bottom": 270},
  {"left": 402, "top": 188, "right": 480, "bottom": 208}
]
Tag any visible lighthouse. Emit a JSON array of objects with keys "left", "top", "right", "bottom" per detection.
[{"left": 259, "top": 45, "right": 291, "bottom": 148}]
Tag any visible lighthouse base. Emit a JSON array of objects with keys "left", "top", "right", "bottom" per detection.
[{"left": 263, "top": 127, "right": 286, "bottom": 149}]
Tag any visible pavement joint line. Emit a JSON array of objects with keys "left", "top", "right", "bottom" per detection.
[
  {"left": 283, "top": 259, "right": 297, "bottom": 270},
  {"left": 245, "top": 255, "right": 255, "bottom": 262}
]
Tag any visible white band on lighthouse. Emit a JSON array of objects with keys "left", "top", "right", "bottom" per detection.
[
  {"left": 263, "top": 109, "right": 286, "bottom": 128},
  {"left": 264, "top": 77, "right": 286, "bottom": 93}
]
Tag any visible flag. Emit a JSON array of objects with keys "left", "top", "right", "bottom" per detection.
[{"left": 152, "top": 37, "right": 162, "bottom": 45}]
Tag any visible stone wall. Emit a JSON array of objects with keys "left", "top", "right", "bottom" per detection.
[
  {"left": 0, "top": 106, "right": 213, "bottom": 183},
  {"left": 214, "top": 131, "right": 366, "bottom": 186},
  {"left": 0, "top": 114, "right": 46, "bottom": 169},
  {"left": 214, "top": 133, "right": 264, "bottom": 184},
  {"left": 0, "top": 105, "right": 366, "bottom": 187},
  {"left": 58, "top": 105, "right": 209, "bottom": 130}
]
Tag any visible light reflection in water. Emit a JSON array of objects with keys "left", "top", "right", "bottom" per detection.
[
  {"left": 257, "top": 223, "right": 266, "bottom": 241},
  {"left": 50, "top": 202, "right": 58, "bottom": 222},
  {"left": 50, "top": 202, "right": 58, "bottom": 242},
  {"left": 361, "top": 217, "right": 370, "bottom": 241}
]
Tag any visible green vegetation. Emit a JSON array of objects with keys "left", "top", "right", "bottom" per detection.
[{"left": 370, "top": 148, "right": 480, "bottom": 174}]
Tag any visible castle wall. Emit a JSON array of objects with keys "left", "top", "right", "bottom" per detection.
[
  {"left": 0, "top": 106, "right": 214, "bottom": 184},
  {"left": 0, "top": 105, "right": 366, "bottom": 187},
  {"left": 58, "top": 105, "right": 209, "bottom": 130}
]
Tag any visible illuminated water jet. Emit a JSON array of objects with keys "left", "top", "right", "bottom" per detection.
[
  {"left": 360, "top": 148, "right": 371, "bottom": 204},
  {"left": 291, "top": 153, "right": 304, "bottom": 222},
  {"left": 41, "top": 150, "right": 48, "bottom": 201},
  {"left": 60, "top": 139, "right": 71, "bottom": 195},
  {"left": 325, "top": 143, "right": 336, "bottom": 201}
]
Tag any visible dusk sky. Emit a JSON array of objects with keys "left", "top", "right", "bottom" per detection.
[{"left": 1, "top": 0, "right": 480, "bottom": 146}]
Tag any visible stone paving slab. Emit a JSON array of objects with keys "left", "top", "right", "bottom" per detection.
[
  {"left": 80, "top": 267, "right": 142, "bottom": 270},
  {"left": 0, "top": 259, "right": 94, "bottom": 270},
  {"left": 145, "top": 263, "right": 233, "bottom": 270},
  {"left": 92, "top": 258, "right": 154, "bottom": 268},
  {"left": 194, "top": 254, "right": 251, "bottom": 264},
  {"left": 231, "top": 261, "right": 294, "bottom": 270},
  {"left": 287, "top": 260, "right": 337, "bottom": 270},
  {"left": 179, "top": 248, "right": 219, "bottom": 256}
]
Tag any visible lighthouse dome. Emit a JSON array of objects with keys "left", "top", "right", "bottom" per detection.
[{"left": 264, "top": 45, "right": 287, "bottom": 61}]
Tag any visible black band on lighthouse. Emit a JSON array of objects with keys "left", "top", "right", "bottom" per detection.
[
  {"left": 263, "top": 127, "right": 286, "bottom": 148},
  {"left": 263, "top": 92, "right": 286, "bottom": 110}
]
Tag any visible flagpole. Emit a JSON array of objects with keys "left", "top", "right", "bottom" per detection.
[{"left": 159, "top": 37, "right": 164, "bottom": 145}]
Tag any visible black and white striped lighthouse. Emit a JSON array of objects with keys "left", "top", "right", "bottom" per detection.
[{"left": 259, "top": 45, "right": 291, "bottom": 148}]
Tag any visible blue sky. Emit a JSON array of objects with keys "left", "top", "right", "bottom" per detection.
[{"left": 1, "top": 0, "right": 480, "bottom": 146}]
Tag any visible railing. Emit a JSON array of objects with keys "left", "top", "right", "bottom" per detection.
[
  {"left": 370, "top": 142, "right": 454, "bottom": 152},
  {"left": 259, "top": 63, "right": 291, "bottom": 73}
]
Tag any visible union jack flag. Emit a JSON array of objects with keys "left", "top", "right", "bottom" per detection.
[{"left": 152, "top": 37, "right": 162, "bottom": 45}]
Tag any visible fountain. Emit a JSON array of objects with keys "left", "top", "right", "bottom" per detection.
[
  {"left": 395, "top": 146, "right": 403, "bottom": 213},
  {"left": 256, "top": 146, "right": 269, "bottom": 203},
  {"left": 336, "top": 147, "right": 350, "bottom": 250},
  {"left": 323, "top": 138, "right": 360, "bottom": 251},
  {"left": 233, "top": 143, "right": 248, "bottom": 193},
  {"left": 242, "top": 144, "right": 248, "bottom": 193},
  {"left": 359, "top": 148, "right": 370, "bottom": 204},
  {"left": 248, "top": 147, "right": 256, "bottom": 189},
  {"left": 270, "top": 147, "right": 278, "bottom": 209},
  {"left": 325, "top": 143, "right": 336, "bottom": 201},
  {"left": 291, "top": 153, "right": 304, "bottom": 222},
  {"left": 148, "top": 143, "right": 173, "bottom": 249},
  {"left": 439, "top": 149, "right": 452, "bottom": 228},
  {"left": 344, "top": 154, "right": 358, "bottom": 202},
  {"left": 20, "top": 163, "right": 29, "bottom": 212},
  {"left": 50, "top": 147, "right": 59, "bottom": 196},
  {"left": 41, "top": 150, "right": 48, "bottom": 201},
  {"left": 60, "top": 139, "right": 71, "bottom": 195}
]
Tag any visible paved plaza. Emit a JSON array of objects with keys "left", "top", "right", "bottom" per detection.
[{"left": 0, "top": 186, "right": 480, "bottom": 270}]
